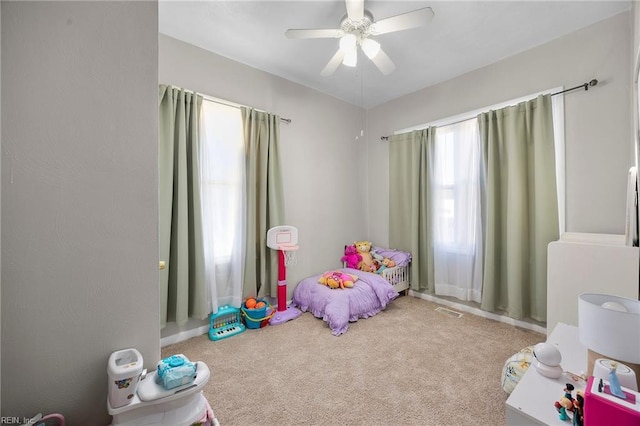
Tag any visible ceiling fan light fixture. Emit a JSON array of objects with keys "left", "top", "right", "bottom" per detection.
[
  {"left": 361, "top": 38, "right": 380, "bottom": 59},
  {"left": 339, "top": 33, "right": 357, "bottom": 53},
  {"left": 343, "top": 49, "right": 357, "bottom": 67},
  {"left": 286, "top": 0, "right": 433, "bottom": 76}
]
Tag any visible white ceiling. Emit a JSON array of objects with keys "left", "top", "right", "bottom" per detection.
[{"left": 159, "top": 1, "right": 631, "bottom": 108}]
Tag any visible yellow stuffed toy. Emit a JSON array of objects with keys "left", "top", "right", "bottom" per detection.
[
  {"left": 354, "top": 241, "right": 376, "bottom": 272},
  {"left": 318, "top": 271, "right": 358, "bottom": 289}
]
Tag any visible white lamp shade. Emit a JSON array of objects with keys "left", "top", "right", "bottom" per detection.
[
  {"left": 578, "top": 293, "right": 640, "bottom": 364},
  {"left": 339, "top": 34, "right": 357, "bottom": 52},
  {"left": 342, "top": 49, "right": 357, "bottom": 67}
]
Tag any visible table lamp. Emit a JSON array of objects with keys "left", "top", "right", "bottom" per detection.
[{"left": 578, "top": 293, "right": 640, "bottom": 390}]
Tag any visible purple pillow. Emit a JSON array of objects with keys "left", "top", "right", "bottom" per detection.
[{"left": 371, "top": 246, "right": 412, "bottom": 267}]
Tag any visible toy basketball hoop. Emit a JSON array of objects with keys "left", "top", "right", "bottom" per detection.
[
  {"left": 266, "top": 226, "right": 302, "bottom": 326},
  {"left": 266, "top": 225, "right": 298, "bottom": 250},
  {"left": 280, "top": 244, "right": 298, "bottom": 267}
]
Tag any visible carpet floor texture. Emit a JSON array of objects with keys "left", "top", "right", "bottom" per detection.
[{"left": 162, "top": 295, "right": 544, "bottom": 426}]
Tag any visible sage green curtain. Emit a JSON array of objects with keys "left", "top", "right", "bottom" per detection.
[
  {"left": 388, "top": 128, "right": 435, "bottom": 292},
  {"left": 479, "top": 94, "right": 559, "bottom": 322},
  {"left": 158, "top": 85, "right": 207, "bottom": 328},
  {"left": 241, "top": 107, "right": 285, "bottom": 297}
]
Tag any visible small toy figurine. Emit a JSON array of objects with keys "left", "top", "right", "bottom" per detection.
[
  {"left": 555, "top": 383, "right": 575, "bottom": 421},
  {"left": 608, "top": 361, "right": 627, "bottom": 399},
  {"left": 563, "top": 383, "right": 575, "bottom": 404},
  {"left": 572, "top": 391, "right": 584, "bottom": 426},
  {"left": 557, "top": 398, "right": 573, "bottom": 421}
]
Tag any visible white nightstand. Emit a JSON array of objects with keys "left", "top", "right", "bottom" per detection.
[{"left": 506, "top": 323, "right": 587, "bottom": 425}]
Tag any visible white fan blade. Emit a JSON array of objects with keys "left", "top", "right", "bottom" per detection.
[
  {"left": 370, "top": 7, "right": 434, "bottom": 35},
  {"left": 285, "top": 29, "right": 344, "bottom": 39},
  {"left": 345, "top": 0, "right": 364, "bottom": 21},
  {"left": 370, "top": 47, "right": 395, "bottom": 75},
  {"left": 321, "top": 49, "right": 345, "bottom": 76}
]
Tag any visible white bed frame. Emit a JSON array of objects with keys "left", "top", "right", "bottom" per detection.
[
  {"left": 343, "top": 262, "right": 410, "bottom": 295},
  {"left": 380, "top": 264, "right": 410, "bottom": 295}
]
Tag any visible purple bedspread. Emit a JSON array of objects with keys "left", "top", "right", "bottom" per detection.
[{"left": 292, "top": 268, "right": 399, "bottom": 336}]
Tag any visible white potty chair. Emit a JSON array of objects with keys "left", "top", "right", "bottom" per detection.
[{"left": 107, "top": 349, "right": 212, "bottom": 426}]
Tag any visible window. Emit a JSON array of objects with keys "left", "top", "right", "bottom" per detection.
[
  {"left": 433, "top": 119, "right": 482, "bottom": 253},
  {"left": 434, "top": 128, "right": 456, "bottom": 246},
  {"left": 432, "top": 118, "right": 484, "bottom": 302},
  {"left": 200, "top": 100, "right": 245, "bottom": 310},
  {"left": 200, "top": 101, "right": 244, "bottom": 263}
]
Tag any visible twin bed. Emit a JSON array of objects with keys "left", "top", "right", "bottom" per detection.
[{"left": 291, "top": 246, "right": 411, "bottom": 336}]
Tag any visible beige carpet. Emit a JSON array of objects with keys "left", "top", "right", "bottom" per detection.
[{"left": 162, "top": 295, "right": 544, "bottom": 426}]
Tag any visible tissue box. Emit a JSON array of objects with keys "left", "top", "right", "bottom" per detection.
[{"left": 156, "top": 354, "right": 197, "bottom": 390}]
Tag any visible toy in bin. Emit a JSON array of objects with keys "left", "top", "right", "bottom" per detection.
[
  {"left": 156, "top": 354, "right": 197, "bottom": 390},
  {"left": 241, "top": 297, "right": 274, "bottom": 329}
]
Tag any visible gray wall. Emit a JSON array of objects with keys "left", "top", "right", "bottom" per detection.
[
  {"left": 633, "top": 2, "right": 640, "bottom": 184},
  {"left": 634, "top": 2, "right": 640, "bottom": 81},
  {"left": 159, "top": 34, "right": 367, "bottom": 313},
  {"left": 0, "top": 0, "right": 3, "bottom": 412},
  {"left": 1, "top": 2, "right": 159, "bottom": 424},
  {"left": 366, "top": 11, "right": 634, "bottom": 246}
]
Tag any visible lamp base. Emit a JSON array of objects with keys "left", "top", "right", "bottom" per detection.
[{"left": 588, "top": 349, "right": 640, "bottom": 391}]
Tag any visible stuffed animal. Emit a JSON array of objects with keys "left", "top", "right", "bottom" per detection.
[
  {"left": 375, "top": 257, "right": 396, "bottom": 274},
  {"left": 370, "top": 248, "right": 396, "bottom": 273},
  {"left": 318, "top": 271, "right": 358, "bottom": 289},
  {"left": 370, "top": 250, "right": 384, "bottom": 272},
  {"left": 354, "top": 241, "right": 376, "bottom": 272},
  {"left": 319, "top": 272, "right": 342, "bottom": 289},
  {"left": 383, "top": 258, "right": 395, "bottom": 268},
  {"left": 341, "top": 245, "right": 362, "bottom": 269}
]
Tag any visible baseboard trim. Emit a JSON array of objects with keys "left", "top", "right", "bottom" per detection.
[
  {"left": 408, "top": 290, "right": 547, "bottom": 334},
  {"left": 161, "top": 298, "right": 294, "bottom": 347},
  {"left": 161, "top": 324, "right": 210, "bottom": 347}
]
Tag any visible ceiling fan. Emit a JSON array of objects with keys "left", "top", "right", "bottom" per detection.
[{"left": 285, "top": 0, "right": 434, "bottom": 76}]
